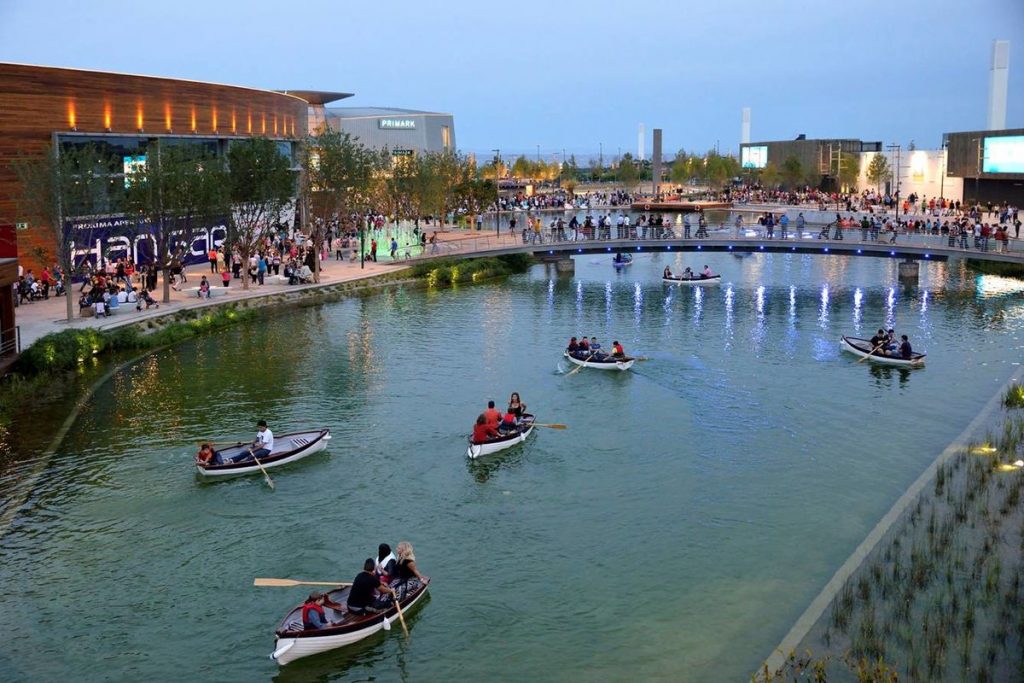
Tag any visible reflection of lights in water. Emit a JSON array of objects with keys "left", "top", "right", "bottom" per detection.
[
  {"left": 724, "top": 285, "right": 734, "bottom": 348},
  {"left": 575, "top": 280, "right": 583, "bottom": 317},
  {"left": 634, "top": 282, "right": 643, "bottom": 324},
  {"left": 789, "top": 285, "right": 796, "bottom": 323},
  {"left": 605, "top": 282, "right": 614, "bottom": 323},
  {"left": 818, "top": 283, "right": 829, "bottom": 328},
  {"left": 886, "top": 287, "right": 896, "bottom": 328},
  {"left": 920, "top": 290, "right": 928, "bottom": 313},
  {"left": 547, "top": 278, "right": 554, "bottom": 307},
  {"left": 754, "top": 285, "right": 766, "bottom": 346},
  {"left": 976, "top": 274, "right": 1024, "bottom": 299},
  {"left": 853, "top": 288, "right": 863, "bottom": 328},
  {"left": 693, "top": 286, "right": 703, "bottom": 325},
  {"left": 756, "top": 285, "right": 765, "bottom": 316}
]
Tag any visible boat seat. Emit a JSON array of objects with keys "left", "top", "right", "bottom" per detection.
[
  {"left": 291, "top": 437, "right": 309, "bottom": 447},
  {"left": 286, "top": 620, "right": 304, "bottom": 633}
]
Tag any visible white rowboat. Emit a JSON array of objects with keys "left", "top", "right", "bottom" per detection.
[
  {"left": 196, "top": 429, "right": 331, "bottom": 478},
  {"left": 467, "top": 414, "right": 536, "bottom": 459},
  {"left": 563, "top": 351, "right": 635, "bottom": 371},
  {"left": 271, "top": 582, "right": 429, "bottom": 666},
  {"left": 662, "top": 275, "right": 721, "bottom": 285},
  {"left": 840, "top": 336, "right": 926, "bottom": 367}
]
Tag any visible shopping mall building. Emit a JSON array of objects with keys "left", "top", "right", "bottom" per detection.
[{"left": 0, "top": 63, "right": 456, "bottom": 366}]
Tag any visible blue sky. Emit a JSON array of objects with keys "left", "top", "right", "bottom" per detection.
[{"left": 1, "top": 0, "right": 1022, "bottom": 162}]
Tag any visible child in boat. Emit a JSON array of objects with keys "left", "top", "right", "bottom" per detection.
[
  {"left": 499, "top": 410, "right": 518, "bottom": 433},
  {"left": 195, "top": 443, "right": 221, "bottom": 466}
]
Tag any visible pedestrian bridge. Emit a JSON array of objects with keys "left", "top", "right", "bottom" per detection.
[{"left": 419, "top": 228, "right": 1024, "bottom": 267}]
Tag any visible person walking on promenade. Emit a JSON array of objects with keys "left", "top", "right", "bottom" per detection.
[
  {"left": 390, "top": 237, "right": 398, "bottom": 260},
  {"left": 208, "top": 247, "right": 218, "bottom": 273},
  {"left": 370, "top": 238, "right": 378, "bottom": 262}
]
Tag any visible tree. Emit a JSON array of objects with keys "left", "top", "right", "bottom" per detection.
[
  {"left": 123, "top": 141, "right": 226, "bottom": 303},
  {"left": 510, "top": 155, "right": 532, "bottom": 179},
  {"left": 780, "top": 155, "right": 804, "bottom": 189},
  {"left": 760, "top": 161, "right": 782, "bottom": 188},
  {"left": 300, "top": 129, "right": 375, "bottom": 279},
  {"left": 837, "top": 154, "right": 860, "bottom": 192},
  {"left": 12, "top": 142, "right": 117, "bottom": 320},
  {"left": 223, "top": 138, "right": 296, "bottom": 290},
  {"left": 866, "top": 153, "right": 891, "bottom": 192},
  {"left": 617, "top": 152, "right": 639, "bottom": 189},
  {"left": 671, "top": 150, "right": 691, "bottom": 185}
]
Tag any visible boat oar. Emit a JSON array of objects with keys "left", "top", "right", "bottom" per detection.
[
  {"left": 246, "top": 449, "right": 275, "bottom": 490},
  {"left": 532, "top": 423, "right": 568, "bottom": 429},
  {"left": 391, "top": 589, "right": 410, "bottom": 639},
  {"left": 196, "top": 440, "right": 244, "bottom": 447},
  {"left": 565, "top": 352, "right": 595, "bottom": 377},
  {"left": 253, "top": 578, "right": 353, "bottom": 587},
  {"left": 857, "top": 343, "right": 886, "bottom": 363}
]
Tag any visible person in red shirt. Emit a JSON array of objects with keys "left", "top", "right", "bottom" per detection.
[
  {"left": 499, "top": 410, "right": 518, "bottom": 433},
  {"left": 472, "top": 414, "right": 498, "bottom": 444},
  {"left": 483, "top": 401, "right": 501, "bottom": 430}
]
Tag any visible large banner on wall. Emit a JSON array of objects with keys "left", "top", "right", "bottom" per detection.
[{"left": 64, "top": 215, "right": 229, "bottom": 273}]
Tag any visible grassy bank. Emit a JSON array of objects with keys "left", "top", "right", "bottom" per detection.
[
  {"left": 409, "top": 253, "right": 534, "bottom": 287},
  {"left": 758, "top": 385, "right": 1024, "bottom": 681}
]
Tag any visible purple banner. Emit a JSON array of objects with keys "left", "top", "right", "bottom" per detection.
[{"left": 65, "top": 215, "right": 228, "bottom": 273}]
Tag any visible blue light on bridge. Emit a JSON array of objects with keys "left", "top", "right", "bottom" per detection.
[
  {"left": 607, "top": 247, "right": 611, "bottom": 251},
  {"left": 636, "top": 246, "right": 641, "bottom": 251},
  {"left": 759, "top": 245, "right": 764, "bottom": 251},
  {"left": 697, "top": 245, "right": 702, "bottom": 250},
  {"left": 925, "top": 254, "right": 930, "bottom": 259},
  {"left": 824, "top": 248, "right": 829, "bottom": 253},
  {"left": 728, "top": 245, "right": 733, "bottom": 250},
  {"left": 890, "top": 251, "right": 895, "bottom": 256},
  {"left": 857, "top": 249, "right": 862, "bottom": 254}
]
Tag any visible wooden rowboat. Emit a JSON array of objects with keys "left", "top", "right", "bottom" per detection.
[
  {"left": 612, "top": 255, "right": 633, "bottom": 267},
  {"left": 196, "top": 428, "right": 332, "bottom": 478},
  {"left": 467, "top": 414, "right": 536, "bottom": 459},
  {"left": 271, "top": 582, "right": 429, "bottom": 666},
  {"left": 662, "top": 274, "right": 721, "bottom": 285},
  {"left": 563, "top": 351, "right": 635, "bottom": 371},
  {"left": 840, "top": 336, "right": 926, "bottom": 367}
]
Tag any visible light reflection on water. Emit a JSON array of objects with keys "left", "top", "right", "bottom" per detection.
[{"left": 1, "top": 253, "right": 1023, "bottom": 682}]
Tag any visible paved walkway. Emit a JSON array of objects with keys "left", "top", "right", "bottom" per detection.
[{"left": 12, "top": 228, "right": 523, "bottom": 351}]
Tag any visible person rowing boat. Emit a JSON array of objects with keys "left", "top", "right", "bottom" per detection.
[
  {"left": 663, "top": 266, "right": 672, "bottom": 278},
  {"left": 611, "top": 341, "right": 626, "bottom": 359},
  {"left": 472, "top": 414, "right": 499, "bottom": 444},
  {"left": 898, "top": 335, "right": 913, "bottom": 360},
  {"left": 701, "top": 265, "right": 713, "bottom": 278}
]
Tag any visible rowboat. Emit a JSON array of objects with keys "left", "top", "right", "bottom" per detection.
[
  {"left": 563, "top": 351, "right": 635, "bottom": 371},
  {"left": 613, "top": 255, "right": 633, "bottom": 268},
  {"left": 467, "top": 414, "right": 536, "bottom": 459},
  {"left": 196, "top": 428, "right": 332, "bottom": 478},
  {"left": 662, "top": 274, "right": 721, "bottom": 285},
  {"left": 840, "top": 336, "right": 926, "bottom": 367},
  {"left": 271, "top": 582, "right": 429, "bottom": 666}
]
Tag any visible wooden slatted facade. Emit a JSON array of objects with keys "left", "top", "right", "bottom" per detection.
[{"left": 0, "top": 62, "right": 311, "bottom": 364}]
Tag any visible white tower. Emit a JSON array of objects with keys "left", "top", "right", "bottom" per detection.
[
  {"left": 741, "top": 107, "right": 751, "bottom": 144},
  {"left": 638, "top": 123, "right": 645, "bottom": 161},
  {"left": 987, "top": 40, "right": 1010, "bottom": 130}
]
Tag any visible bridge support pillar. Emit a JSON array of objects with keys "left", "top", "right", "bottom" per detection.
[
  {"left": 554, "top": 257, "right": 575, "bottom": 274},
  {"left": 898, "top": 260, "right": 920, "bottom": 284}
]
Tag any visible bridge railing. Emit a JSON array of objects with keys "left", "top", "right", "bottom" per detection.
[{"left": 402, "top": 225, "right": 1024, "bottom": 262}]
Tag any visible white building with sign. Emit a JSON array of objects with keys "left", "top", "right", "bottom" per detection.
[{"left": 324, "top": 107, "right": 455, "bottom": 155}]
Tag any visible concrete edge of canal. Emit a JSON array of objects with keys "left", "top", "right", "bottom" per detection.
[{"left": 760, "top": 364, "right": 1024, "bottom": 674}]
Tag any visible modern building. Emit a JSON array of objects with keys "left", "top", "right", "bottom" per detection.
[
  {"left": 739, "top": 136, "right": 882, "bottom": 189},
  {"left": 944, "top": 128, "right": 1024, "bottom": 205},
  {"left": 856, "top": 148, "right": 963, "bottom": 204},
  {"left": 0, "top": 62, "right": 315, "bottom": 364},
  {"left": 324, "top": 107, "right": 455, "bottom": 155}
]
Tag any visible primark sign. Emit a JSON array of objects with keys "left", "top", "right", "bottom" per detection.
[{"left": 378, "top": 118, "right": 416, "bottom": 130}]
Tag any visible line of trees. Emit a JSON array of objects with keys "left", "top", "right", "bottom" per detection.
[{"left": 10, "top": 135, "right": 497, "bottom": 318}]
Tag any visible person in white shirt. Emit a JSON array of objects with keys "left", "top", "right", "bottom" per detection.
[{"left": 231, "top": 419, "right": 274, "bottom": 463}]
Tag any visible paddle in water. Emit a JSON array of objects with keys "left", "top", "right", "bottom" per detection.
[{"left": 254, "top": 578, "right": 353, "bottom": 587}]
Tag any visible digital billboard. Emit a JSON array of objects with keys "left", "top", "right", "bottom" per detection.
[
  {"left": 741, "top": 145, "right": 768, "bottom": 169},
  {"left": 123, "top": 154, "right": 146, "bottom": 187},
  {"left": 982, "top": 135, "right": 1024, "bottom": 174}
]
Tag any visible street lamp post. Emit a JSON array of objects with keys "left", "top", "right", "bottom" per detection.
[
  {"left": 974, "top": 138, "right": 982, "bottom": 207},
  {"left": 492, "top": 148, "right": 501, "bottom": 237},
  {"left": 887, "top": 144, "right": 902, "bottom": 225}
]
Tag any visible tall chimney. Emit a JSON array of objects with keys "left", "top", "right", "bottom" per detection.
[
  {"left": 987, "top": 40, "right": 1010, "bottom": 130},
  {"left": 652, "top": 129, "right": 663, "bottom": 196},
  {"left": 638, "top": 123, "right": 645, "bottom": 161},
  {"left": 741, "top": 107, "right": 751, "bottom": 144}
]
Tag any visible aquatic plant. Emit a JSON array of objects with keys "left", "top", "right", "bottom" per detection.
[{"left": 1003, "top": 383, "right": 1024, "bottom": 409}]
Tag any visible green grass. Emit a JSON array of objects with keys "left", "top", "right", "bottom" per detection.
[
  {"left": 410, "top": 254, "right": 533, "bottom": 287},
  {"left": 1003, "top": 384, "right": 1024, "bottom": 410}
]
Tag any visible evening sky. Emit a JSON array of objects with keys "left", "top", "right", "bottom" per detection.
[{"left": 1, "top": 0, "right": 1022, "bottom": 162}]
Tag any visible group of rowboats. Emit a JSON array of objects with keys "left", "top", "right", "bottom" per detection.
[{"left": 186, "top": 260, "right": 925, "bottom": 667}]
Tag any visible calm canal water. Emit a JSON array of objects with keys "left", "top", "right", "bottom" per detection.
[{"left": 1, "top": 253, "right": 1023, "bottom": 681}]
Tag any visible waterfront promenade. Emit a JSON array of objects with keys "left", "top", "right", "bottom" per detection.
[{"left": 11, "top": 209, "right": 1024, "bottom": 354}]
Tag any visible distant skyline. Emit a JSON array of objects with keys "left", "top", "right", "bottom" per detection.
[{"left": 1, "top": 0, "right": 1022, "bottom": 162}]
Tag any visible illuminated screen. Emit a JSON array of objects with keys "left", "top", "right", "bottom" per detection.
[
  {"left": 741, "top": 145, "right": 768, "bottom": 169},
  {"left": 123, "top": 154, "right": 147, "bottom": 187},
  {"left": 982, "top": 136, "right": 1024, "bottom": 174}
]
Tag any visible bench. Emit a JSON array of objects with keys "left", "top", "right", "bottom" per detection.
[{"left": 183, "top": 286, "right": 230, "bottom": 298}]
